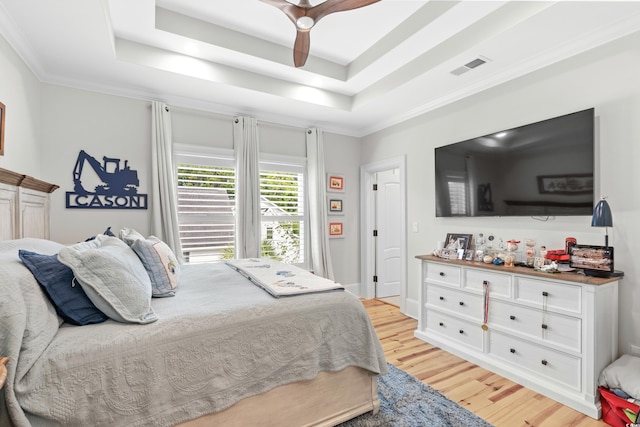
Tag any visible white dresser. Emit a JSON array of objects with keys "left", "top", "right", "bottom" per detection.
[{"left": 415, "top": 255, "right": 619, "bottom": 419}]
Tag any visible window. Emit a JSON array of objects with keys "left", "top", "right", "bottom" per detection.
[
  {"left": 175, "top": 147, "right": 306, "bottom": 265},
  {"left": 447, "top": 174, "right": 468, "bottom": 216},
  {"left": 176, "top": 149, "right": 236, "bottom": 264},
  {"left": 260, "top": 160, "right": 305, "bottom": 264}
]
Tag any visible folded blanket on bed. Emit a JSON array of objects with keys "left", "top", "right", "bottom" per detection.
[{"left": 226, "top": 258, "right": 344, "bottom": 297}]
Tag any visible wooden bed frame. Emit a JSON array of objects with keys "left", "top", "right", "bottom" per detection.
[
  {"left": 0, "top": 168, "right": 381, "bottom": 427},
  {"left": 179, "top": 367, "right": 379, "bottom": 427}
]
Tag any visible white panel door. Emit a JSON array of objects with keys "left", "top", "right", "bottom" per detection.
[{"left": 375, "top": 169, "right": 401, "bottom": 298}]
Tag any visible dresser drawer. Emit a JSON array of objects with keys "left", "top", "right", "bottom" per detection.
[
  {"left": 463, "top": 268, "right": 512, "bottom": 298},
  {"left": 425, "top": 263, "right": 462, "bottom": 288},
  {"left": 514, "top": 277, "right": 581, "bottom": 315},
  {"left": 490, "top": 299, "right": 581, "bottom": 352},
  {"left": 426, "top": 285, "right": 484, "bottom": 321},
  {"left": 426, "top": 310, "right": 483, "bottom": 351},
  {"left": 489, "top": 330, "right": 581, "bottom": 390}
]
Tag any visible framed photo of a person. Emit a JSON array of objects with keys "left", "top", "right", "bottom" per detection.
[
  {"left": 327, "top": 174, "right": 344, "bottom": 192},
  {"left": 444, "top": 233, "right": 472, "bottom": 252}
]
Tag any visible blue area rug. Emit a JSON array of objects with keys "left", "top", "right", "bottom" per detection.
[{"left": 338, "top": 364, "right": 494, "bottom": 427}]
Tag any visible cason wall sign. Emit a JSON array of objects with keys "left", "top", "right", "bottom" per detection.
[{"left": 65, "top": 150, "right": 148, "bottom": 209}]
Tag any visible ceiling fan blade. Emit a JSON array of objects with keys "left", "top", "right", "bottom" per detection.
[
  {"left": 293, "top": 30, "right": 311, "bottom": 67},
  {"left": 261, "top": 0, "right": 380, "bottom": 67},
  {"left": 309, "top": 0, "right": 380, "bottom": 22}
]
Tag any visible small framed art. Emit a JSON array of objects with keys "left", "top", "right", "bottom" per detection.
[
  {"left": 329, "top": 198, "right": 343, "bottom": 214},
  {"left": 329, "top": 222, "right": 343, "bottom": 238},
  {"left": 327, "top": 174, "right": 344, "bottom": 192},
  {"left": 0, "top": 101, "right": 5, "bottom": 156}
]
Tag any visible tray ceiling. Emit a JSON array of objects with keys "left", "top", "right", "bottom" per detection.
[{"left": 1, "top": 0, "right": 640, "bottom": 136}]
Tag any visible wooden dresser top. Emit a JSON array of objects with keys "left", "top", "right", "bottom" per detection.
[{"left": 416, "top": 254, "right": 619, "bottom": 286}]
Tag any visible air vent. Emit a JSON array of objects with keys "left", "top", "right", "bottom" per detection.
[{"left": 451, "top": 57, "right": 489, "bottom": 76}]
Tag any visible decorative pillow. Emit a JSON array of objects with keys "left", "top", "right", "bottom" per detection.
[
  {"left": 19, "top": 250, "right": 108, "bottom": 326},
  {"left": 599, "top": 354, "right": 640, "bottom": 400},
  {"left": 130, "top": 237, "right": 180, "bottom": 297},
  {"left": 119, "top": 227, "right": 146, "bottom": 246},
  {"left": 57, "top": 235, "right": 158, "bottom": 324}
]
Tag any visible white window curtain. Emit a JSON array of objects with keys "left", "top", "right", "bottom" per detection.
[
  {"left": 306, "top": 128, "right": 334, "bottom": 279},
  {"left": 233, "top": 116, "right": 261, "bottom": 259},
  {"left": 151, "top": 101, "right": 183, "bottom": 261}
]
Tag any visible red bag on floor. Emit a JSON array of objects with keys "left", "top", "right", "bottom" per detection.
[{"left": 599, "top": 387, "right": 640, "bottom": 427}]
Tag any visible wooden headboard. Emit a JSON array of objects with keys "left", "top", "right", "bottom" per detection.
[{"left": 0, "top": 168, "right": 58, "bottom": 240}]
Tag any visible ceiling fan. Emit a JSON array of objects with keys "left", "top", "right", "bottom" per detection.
[{"left": 260, "top": 0, "right": 381, "bottom": 67}]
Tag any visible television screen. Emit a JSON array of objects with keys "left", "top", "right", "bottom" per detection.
[{"left": 435, "top": 108, "right": 594, "bottom": 217}]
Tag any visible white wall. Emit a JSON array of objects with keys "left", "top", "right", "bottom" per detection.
[
  {"left": 0, "top": 33, "right": 42, "bottom": 175},
  {"left": 40, "top": 85, "right": 152, "bottom": 243},
  {"left": 323, "top": 132, "right": 362, "bottom": 287},
  {"left": 361, "top": 31, "right": 640, "bottom": 355}
]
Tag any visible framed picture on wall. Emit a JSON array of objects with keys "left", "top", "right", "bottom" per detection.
[
  {"left": 329, "top": 222, "right": 343, "bottom": 238},
  {"left": 0, "top": 101, "right": 5, "bottom": 156},
  {"left": 328, "top": 198, "right": 343, "bottom": 214},
  {"left": 327, "top": 174, "right": 344, "bottom": 192}
]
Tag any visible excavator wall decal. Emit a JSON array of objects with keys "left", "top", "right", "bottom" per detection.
[{"left": 65, "top": 150, "right": 148, "bottom": 209}]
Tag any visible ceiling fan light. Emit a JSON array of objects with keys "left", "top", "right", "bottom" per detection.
[{"left": 296, "top": 16, "right": 314, "bottom": 29}]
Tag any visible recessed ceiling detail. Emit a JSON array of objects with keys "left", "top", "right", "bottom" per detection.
[
  {"left": 1, "top": 0, "right": 640, "bottom": 136},
  {"left": 451, "top": 57, "right": 489, "bottom": 76}
]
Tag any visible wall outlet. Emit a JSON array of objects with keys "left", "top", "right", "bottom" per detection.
[{"left": 630, "top": 344, "right": 640, "bottom": 357}]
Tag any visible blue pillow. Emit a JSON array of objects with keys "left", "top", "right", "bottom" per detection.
[{"left": 18, "top": 250, "right": 108, "bottom": 326}]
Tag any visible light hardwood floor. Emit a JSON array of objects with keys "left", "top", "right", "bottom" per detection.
[{"left": 363, "top": 299, "right": 609, "bottom": 427}]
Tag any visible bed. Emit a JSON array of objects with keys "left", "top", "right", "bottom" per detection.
[{"left": 0, "top": 171, "right": 387, "bottom": 427}]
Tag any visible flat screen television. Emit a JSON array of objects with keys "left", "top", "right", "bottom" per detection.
[{"left": 435, "top": 108, "right": 595, "bottom": 217}]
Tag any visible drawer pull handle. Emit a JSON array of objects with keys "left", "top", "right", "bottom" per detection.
[
  {"left": 509, "top": 315, "right": 516, "bottom": 320},
  {"left": 459, "top": 301, "right": 465, "bottom": 306},
  {"left": 542, "top": 291, "right": 549, "bottom": 297},
  {"left": 541, "top": 324, "right": 548, "bottom": 330},
  {"left": 510, "top": 348, "right": 516, "bottom": 354},
  {"left": 541, "top": 359, "right": 548, "bottom": 366},
  {"left": 439, "top": 272, "right": 445, "bottom": 277},
  {"left": 439, "top": 296, "right": 444, "bottom": 301},
  {"left": 459, "top": 329, "right": 464, "bottom": 334},
  {"left": 439, "top": 322, "right": 444, "bottom": 327}
]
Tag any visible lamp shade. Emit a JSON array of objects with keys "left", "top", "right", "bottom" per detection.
[{"left": 591, "top": 198, "right": 613, "bottom": 228}]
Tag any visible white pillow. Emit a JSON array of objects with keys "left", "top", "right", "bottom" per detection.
[
  {"left": 119, "top": 227, "right": 145, "bottom": 246},
  {"left": 58, "top": 235, "right": 158, "bottom": 324},
  {"left": 598, "top": 354, "right": 640, "bottom": 400}
]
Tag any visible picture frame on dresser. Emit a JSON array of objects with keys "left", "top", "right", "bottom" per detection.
[{"left": 444, "top": 233, "right": 472, "bottom": 251}]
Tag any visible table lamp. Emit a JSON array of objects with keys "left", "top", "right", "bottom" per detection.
[{"left": 591, "top": 196, "right": 613, "bottom": 247}]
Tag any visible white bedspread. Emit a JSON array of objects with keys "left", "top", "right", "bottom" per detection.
[
  {"left": 226, "top": 258, "right": 344, "bottom": 297},
  {"left": 0, "top": 239, "right": 387, "bottom": 427}
]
